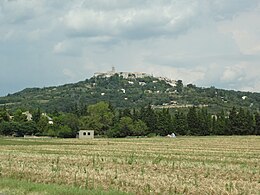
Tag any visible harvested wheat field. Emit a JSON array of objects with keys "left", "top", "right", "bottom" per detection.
[{"left": 0, "top": 136, "right": 259, "bottom": 195}]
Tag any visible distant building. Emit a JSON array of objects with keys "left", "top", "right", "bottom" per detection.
[
  {"left": 77, "top": 130, "right": 94, "bottom": 139},
  {"left": 94, "top": 68, "right": 177, "bottom": 89},
  {"left": 22, "top": 111, "right": 32, "bottom": 121},
  {"left": 94, "top": 67, "right": 151, "bottom": 79},
  {"left": 42, "top": 113, "right": 53, "bottom": 125}
]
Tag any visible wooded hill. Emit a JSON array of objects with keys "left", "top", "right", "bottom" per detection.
[{"left": 0, "top": 74, "right": 260, "bottom": 114}]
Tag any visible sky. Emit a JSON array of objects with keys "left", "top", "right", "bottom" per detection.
[{"left": 1, "top": 0, "right": 260, "bottom": 96}]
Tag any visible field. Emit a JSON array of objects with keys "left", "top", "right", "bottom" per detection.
[{"left": 0, "top": 136, "right": 259, "bottom": 195}]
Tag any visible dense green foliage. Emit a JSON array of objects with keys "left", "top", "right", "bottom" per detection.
[
  {"left": 0, "top": 102, "right": 259, "bottom": 137},
  {"left": 1, "top": 75, "right": 260, "bottom": 114}
]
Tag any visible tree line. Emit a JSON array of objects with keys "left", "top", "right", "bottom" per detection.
[{"left": 0, "top": 102, "right": 259, "bottom": 138}]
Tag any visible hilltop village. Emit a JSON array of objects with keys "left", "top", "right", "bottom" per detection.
[{"left": 94, "top": 67, "right": 177, "bottom": 87}]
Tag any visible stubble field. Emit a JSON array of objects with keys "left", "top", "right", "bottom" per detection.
[{"left": 0, "top": 136, "right": 259, "bottom": 195}]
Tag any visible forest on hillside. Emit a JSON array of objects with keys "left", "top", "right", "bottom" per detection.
[{"left": 1, "top": 75, "right": 260, "bottom": 114}]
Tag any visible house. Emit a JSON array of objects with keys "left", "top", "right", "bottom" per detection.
[
  {"left": 42, "top": 113, "right": 54, "bottom": 125},
  {"left": 22, "top": 111, "right": 32, "bottom": 121},
  {"left": 242, "top": 96, "right": 247, "bottom": 100},
  {"left": 77, "top": 130, "right": 94, "bottom": 139}
]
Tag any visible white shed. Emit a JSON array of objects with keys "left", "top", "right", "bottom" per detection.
[{"left": 77, "top": 130, "right": 94, "bottom": 139}]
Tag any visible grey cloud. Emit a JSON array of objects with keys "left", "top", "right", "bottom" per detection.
[
  {"left": 208, "top": 0, "right": 260, "bottom": 20},
  {"left": 80, "top": 0, "right": 149, "bottom": 10},
  {"left": 63, "top": 2, "right": 201, "bottom": 40},
  {"left": 61, "top": 0, "right": 260, "bottom": 40},
  {"left": 0, "top": 0, "right": 44, "bottom": 24},
  {"left": 1, "top": 0, "right": 260, "bottom": 96}
]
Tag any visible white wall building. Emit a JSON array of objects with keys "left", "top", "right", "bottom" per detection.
[
  {"left": 42, "top": 113, "right": 53, "bottom": 125},
  {"left": 77, "top": 130, "right": 94, "bottom": 139},
  {"left": 22, "top": 111, "right": 32, "bottom": 121}
]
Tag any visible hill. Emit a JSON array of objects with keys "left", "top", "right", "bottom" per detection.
[{"left": 0, "top": 72, "right": 260, "bottom": 113}]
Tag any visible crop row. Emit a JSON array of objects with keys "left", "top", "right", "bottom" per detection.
[{"left": 0, "top": 136, "right": 259, "bottom": 194}]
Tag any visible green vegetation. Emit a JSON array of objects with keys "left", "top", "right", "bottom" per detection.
[
  {"left": 1, "top": 75, "right": 260, "bottom": 113},
  {"left": 0, "top": 75, "right": 260, "bottom": 137},
  {"left": 0, "top": 101, "right": 260, "bottom": 137},
  {"left": 0, "top": 177, "right": 127, "bottom": 195},
  {"left": 0, "top": 136, "right": 259, "bottom": 194}
]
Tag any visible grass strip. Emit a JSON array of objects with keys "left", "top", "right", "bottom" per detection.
[{"left": 0, "top": 177, "right": 128, "bottom": 195}]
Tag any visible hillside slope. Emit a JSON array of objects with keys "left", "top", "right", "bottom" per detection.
[{"left": 0, "top": 74, "right": 260, "bottom": 113}]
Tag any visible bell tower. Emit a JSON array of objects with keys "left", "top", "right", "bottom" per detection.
[{"left": 112, "top": 66, "right": 116, "bottom": 73}]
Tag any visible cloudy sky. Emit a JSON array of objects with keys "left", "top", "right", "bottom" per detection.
[{"left": 1, "top": 0, "right": 260, "bottom": 96}]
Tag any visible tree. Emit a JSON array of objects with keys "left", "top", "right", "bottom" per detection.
[
  {"left": 0, "top": 121, "right": 38, "bottom": 136},
  {"left": 236, "top": 107, "right": 247, "bottom": 135},
  {"left": 57, "top": 125, "right": 73, "bottom": 138},
  {"left": 107, "top": 116, "right": 148, "bottom": 138},
  {"left": 156, "top": 109, "right": 172, "bottom": 136},
  {"left": 228, "top": 107, "right": 238, "bottom": 135},
  {"left": 132, "top": 108, "right": 140, "bottom": 122},
  {"left": 176, "top": 80, "right": 183, "bottom": 93},
  {"left": 21, "top": 121, "right": 39, "bottom": 135},
  {"left": 13, "top": 109, "right": 27, "bottom": 123},
  {"left": 197, "top": 108, "right": 211, "bottom": 135},
  {"left": 81, "top": 102, "right": 114, "bottom": 135},
  {"left": 139, "top": 104, "right": 157, "bottom": 134},
  {"left": 37, "top": 115, "right": 49, "bottom": 135},
  {"left": 107, "top": 117, "right": 134, "bottom": 138},
  {"left": 245, "top": 110, "right": 254, "bottom": 135},
  {"left": 122, "top": 108, "right": 132, "bottom": 118},
  {"left": 173, "top": 111, "right": 188, "bottom": 135},
  {"left": 187, "top": 107, "right": 199, "bottom": 135},
  {"left": 255, "top": 112, "right": 260, "bottom": 135},
  {"left": 214, "top": 110, "right": 227, "bottom": 135},
  {"left": 32, "top": 108, "right": 41, "bottom": 123},
  {"left": 55, "top": 113, "right": 79, "bottom": 133},
  {"left": 0, "top": 107, "right": 10, "bottom": 122},
  {"left": 132, "top": 119, "right": 148, "bottom": 136},
  {"left": 0, "top": 121, "right": 15, "bottom": 135}
]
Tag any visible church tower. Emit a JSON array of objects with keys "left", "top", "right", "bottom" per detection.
[{"left": 112, "top": 66, "right": 116, "bottom": 73}]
